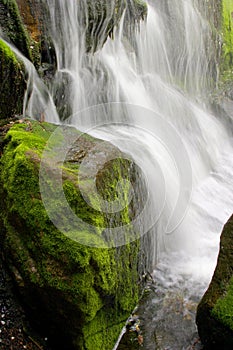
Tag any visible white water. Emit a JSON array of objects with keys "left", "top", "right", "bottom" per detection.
[{"left": 2, "top": 0, "right": 233, "bottom": 348}]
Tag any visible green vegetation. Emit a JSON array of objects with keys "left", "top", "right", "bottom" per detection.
[
  {"left": 212, "top": 275, "right": 233, "bottom": 330},
  {"left": 0, "top": 39, "right": 26, "bottom": 118},
  {"left": 0, "top": 0, "right": 31, "bottom": 59},
  {"left": 0, "top": 120, "right": 140, "bottom": 349},
  {"left": 218, "top": 0, "right": 233, "bottom": 96},
  {"left": 210, "top": 214, "right": 233, "bottom": 334},
  {"left": 196, "top": 215, "right": 233, "bottom": 349},
  {"left": 221, "top": 0, "right": 233, "bottom": 73}
]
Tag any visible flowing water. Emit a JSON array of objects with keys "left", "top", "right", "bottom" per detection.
[{"left": 2, "top": 0, "right": 233, "bottom": 348}]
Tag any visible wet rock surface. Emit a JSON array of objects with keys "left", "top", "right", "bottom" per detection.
[
  {"left": 0, "top": 256, "right": 50, "bottom": 350},
  {"left": 118, "top": 279, "right": 204, "bottom": 350}
]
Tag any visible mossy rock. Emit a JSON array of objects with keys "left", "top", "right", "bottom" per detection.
[
  {"left": 0, "top": 39, "right": 26, "bottom": 119},
  {"left": 220, "top": 0, "right": 233, "bottom": 74},
  {"left": 15, "top": 0, "right": 42, "bottom": 43},
  {"left": 216, "top": 0, "right": 233, "bottom": 99},
  {"left": 0, "top": 120, "right": 144, "bottom": 349},
  {"left": 0, "top": 0, "right": 31, "bottom": 60},
  {"left": 15, "top": 0, "right": 55, "bottom": 68},
  {"left": 196, "top": 215, "right": 233, "bottom": 349}
]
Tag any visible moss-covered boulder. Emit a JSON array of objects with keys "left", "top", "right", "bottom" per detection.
[
  {"left": 0, "top": 40, "right": 26, "bottom": 119},
  {"left": 196, "top": 215, "right": 233, "bottom": 349},
  {"left": 0, "top": 119, "right": 144, "bottom": 350}
]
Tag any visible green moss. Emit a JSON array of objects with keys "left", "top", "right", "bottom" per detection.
[
  {"left": 221, "top": 0, "right": 233, "bottom": 71},
  {"left": 212, "top": 275, "right": 233, "bottom": 329},
  {"left": 0, "top": 39, "right": 26, "bottom": 119},
  {"left": 0, "top": 120, "right": 141, "bottom": 349},
  {"left": 0, "top": 38, "right": 18, "bottom": 62},
  {"left": 218, "top": 0, "right": 233, "bottom": 91},
  {"left": 62, "top": 179, "right": 105, "bottom": 230},
  {"left": 82, "top": 307, "right": 127, "bottom": 349},
  {"left": 210, "top": 215, "right": 233, "bottom": 332},
  {"left": 0, "top": 0, "right": 32, "bottom": 60},
  {"left": 196, "top": 215, "right": 233, "bottom": 349}
]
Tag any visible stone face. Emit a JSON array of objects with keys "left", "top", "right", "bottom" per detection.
[
  {"left": 0, "top": 120, "right": 143, "bottom": 350},
  {"left": 196, "top": 215, "right": 233, "bottom": 349},
  {"left": 15, "top": 0, "right": 42, "bottom": 43},
  {"left": 15, "top": 0, "right": 55, "bottom": 67}
]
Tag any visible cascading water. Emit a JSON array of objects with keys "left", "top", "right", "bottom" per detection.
[{"left": 2, "top": 0, "right": 233, "bottom": 348}]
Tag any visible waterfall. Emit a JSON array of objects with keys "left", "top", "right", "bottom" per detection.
[
  {"left": 2, "top": 0, "right": 233, "bottom": 347},
  {"left": 39, "top": 1, "right": 231, "bottom": 257},
  {"left": 18, "top": 0, "right": 233, "bottom": 275}
]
